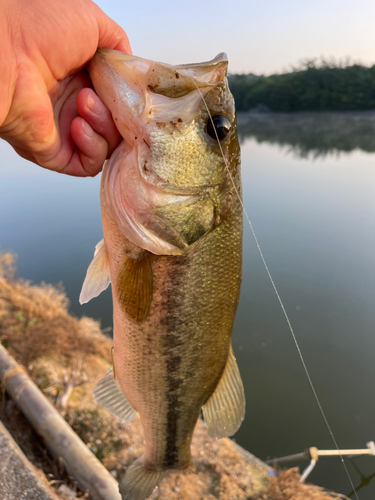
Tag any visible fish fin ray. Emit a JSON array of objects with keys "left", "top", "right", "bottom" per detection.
[
  {"left": 117, "top": 251, "right": 153, "bottom": 323},
  {"left": 92, "top": 369, "right": 137, "bottom": 423},
  {"left": 119, "top": 456, "right": 168, "bottom": 500},
  {"left": 79, "top": 239, "right": 110, "bottom": 304},
  {"left": 202, "top": 346, "right": 245, "bottom": 438}
]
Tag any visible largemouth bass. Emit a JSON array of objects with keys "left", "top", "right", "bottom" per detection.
[{"left": 80, "top": 49, "right": 244, "bottom": 500}]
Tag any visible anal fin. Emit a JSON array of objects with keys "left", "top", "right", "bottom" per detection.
[
  {"left": 93, "top": 369, "right": 137, "bottom": 423},
  {"left": 202, "top": 346, "right": 245, "bottom": 438}
]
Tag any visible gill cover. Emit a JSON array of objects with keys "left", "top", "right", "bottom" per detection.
[{"left": 88, "top": 50, "right": 229, "bottom": 256}]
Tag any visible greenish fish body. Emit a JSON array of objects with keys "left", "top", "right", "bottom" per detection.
[{"left": 80, "top": 49, "right": 244, "bottom": 500}]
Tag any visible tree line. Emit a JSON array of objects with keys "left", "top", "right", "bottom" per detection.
[{"left": 229, "top": 60, "right": 375, "bottom": 112}]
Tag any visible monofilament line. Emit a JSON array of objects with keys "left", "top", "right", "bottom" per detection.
[{"left": 190, "top": 78, "right": 359, "bottom": 499}]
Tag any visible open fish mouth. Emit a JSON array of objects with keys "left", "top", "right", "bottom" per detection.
[
  {"left": 87, "top": 50, "right": 239, "bottom": 256},
  {"left": 88, "top": 49, "right": 231, "bottom": 190}
]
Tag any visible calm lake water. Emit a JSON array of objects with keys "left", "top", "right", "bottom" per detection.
[{"left": 1, "top": 112, "right": 375, "bottom": 498}]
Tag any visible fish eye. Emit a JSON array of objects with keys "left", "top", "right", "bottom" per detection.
[{"left": 206, "top": 115, "right": 231, "bottom": 141}]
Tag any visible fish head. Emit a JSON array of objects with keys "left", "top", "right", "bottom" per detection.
[{"left": 88, "top": 50, "right": 241, "bottom": 255}]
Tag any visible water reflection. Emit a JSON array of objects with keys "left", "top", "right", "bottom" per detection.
[
  {"left": 347, "top": 459, "right": 375, "bottom": 498},
  {"left": 1, "top": 112, "right": 375, "bottom": 498},
  {"left": 237, "top": 111, "right": 375, "bottom": 158}
]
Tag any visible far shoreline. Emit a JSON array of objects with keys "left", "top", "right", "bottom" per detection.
[{"left": 236, "top": 109, "right": 375, "bottom": 156}]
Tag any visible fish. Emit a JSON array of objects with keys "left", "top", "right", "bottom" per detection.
[{"left": 80, "top": 48, "right": 244, "bottom": 500}]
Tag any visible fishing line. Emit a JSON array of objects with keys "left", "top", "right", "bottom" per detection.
[{"left": 190, "top": 78, "right": 359, "bottom": 499}]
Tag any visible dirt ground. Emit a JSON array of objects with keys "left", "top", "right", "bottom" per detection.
[{"left": 0, "top": 253, "right": 349, "bottom": 500}]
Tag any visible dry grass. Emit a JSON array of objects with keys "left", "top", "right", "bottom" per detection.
[
  {"left": 0, "top": 254, "right": 111, "bottom": 368},
  {"left": 0, "top": 252, "right": 349, "bottom": 500},
  {"left": 257, "top": 468, "right": 349, "bottom": 500}
]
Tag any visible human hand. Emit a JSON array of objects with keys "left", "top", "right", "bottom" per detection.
[{"left": 0, "top": 0, "right": 131, "bottom": 176}]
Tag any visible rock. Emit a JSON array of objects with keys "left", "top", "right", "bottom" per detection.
[
  {"left": 0, "top": 421, "right": 59, "bottom": 500},
  {"left": 57, "top": 484, "right": 77, "bottom": 499}
]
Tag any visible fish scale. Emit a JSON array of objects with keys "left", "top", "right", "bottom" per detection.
[{"left": 80, "top": 49, "right": 244, "bottom": 500}]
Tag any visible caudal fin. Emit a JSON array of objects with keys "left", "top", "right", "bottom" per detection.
[{"left": 119, "top": 456, "right": 169, "bottom": 500}]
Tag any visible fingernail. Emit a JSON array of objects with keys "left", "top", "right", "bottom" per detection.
[
  {"left": 81, "top": 120, "right": 94, "bottom": 138},
  {"left": 87, "top": 93, "right": 104, "bottom": 116}
]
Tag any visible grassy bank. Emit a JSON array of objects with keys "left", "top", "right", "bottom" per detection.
[{"left": 229, "top": 62, "right": 375, "bottom": 112}]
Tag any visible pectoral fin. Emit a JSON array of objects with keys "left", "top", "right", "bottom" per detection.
[
  {"left": 93, "top": 369, "right": 137, "bottom": 423},
  {"left": 117, "top": 251, "right": 153, "bottom": 323},
  {"left": 79, "top": 239, "right": 110, "bottom": 304},
  {"left": 202, "top": 346, "right": 245, "bottom": 438}
]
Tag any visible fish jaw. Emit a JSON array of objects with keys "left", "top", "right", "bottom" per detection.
[
  {"left": 87, "top": 50, "right": 148, "bottom": 146},
  {"left": 87, "top": 49, "right": 227, "bottom": 147},
  {"left": 88, "top": 50, "right": 239, "bottom": 256}
]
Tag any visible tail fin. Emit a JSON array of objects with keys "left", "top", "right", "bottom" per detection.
[{"left": 119, "top": 456, "right": 169, "bottom": 500}]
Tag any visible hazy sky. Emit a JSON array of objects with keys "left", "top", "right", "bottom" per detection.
[{"left": 95, "top": 0, "right": 375, "bottom": 75}]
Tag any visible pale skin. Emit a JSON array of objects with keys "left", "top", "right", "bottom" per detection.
[{"left": 0, "top": 0, "right": 131, "bottom": 176}]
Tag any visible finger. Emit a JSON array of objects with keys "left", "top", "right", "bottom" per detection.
[
  {"left": 12, "top": 142, "right": 96, "bottom": 178},
  {"left": 111, "top": 34, "right": 132, "bottom": 54},
  {"left": 11, "top": 145, "right": 38, "bottom": 165},
  {"left": 70, "top": 116, "right": 108, "bottom": 176},
  {"left": 93, "top": 3, "right": 132, "bottom": 54},
  {"left": 31, "top": 72, "right": 91, "bottom": 170},
  {"left": 32, "top": 71, "right": 109, "bottom": 176},
  {"left": 57, "top": 147, "right": 100, "bottom": 177},
  {"left": 12, "top": 114, "right": 110, "bottom": 177},
  {"left": 33, "top": 89, "right": 78, "bottom": 171},
  {"left": 76, "top": 88, "right": 121, "bottom": 157}
]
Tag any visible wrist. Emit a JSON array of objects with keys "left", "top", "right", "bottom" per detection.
[{"left": 0, "top": 2, "right": 18, "bottom": 129}]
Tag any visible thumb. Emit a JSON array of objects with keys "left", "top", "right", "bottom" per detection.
[{"left": 93, "top": 4, "right": 132, "bottom": 54}]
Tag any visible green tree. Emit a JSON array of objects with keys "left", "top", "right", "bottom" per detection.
[{"left": 229, "top": 62, "right": 375, "bottom": 112}]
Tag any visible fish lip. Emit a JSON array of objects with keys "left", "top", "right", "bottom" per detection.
[
  {"left": 89, "top": 49, "right": 229, "bottom": 88},
  {"left": 94, "top": 47, "right": 135, "bottom": 62},
  {"left": 94, "top": 48, "right": 228, "bottom": 69},
  {"left": 175, "top": 52, "right": 228, "bottom": 69},
  {"left": 87, "top": 48, "right": 106, "bottom": 72}
]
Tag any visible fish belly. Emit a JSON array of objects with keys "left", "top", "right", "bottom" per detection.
[{"left": 102, "top": 199, "right": 242, "bottom": 471}]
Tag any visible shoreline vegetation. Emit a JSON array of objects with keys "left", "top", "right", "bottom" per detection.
[
  {"left": 229, "top": 60, "right": 375, "bottom": 113},
  {"left": 0, "top": 252, "right": 349, "bottom": 500}
]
